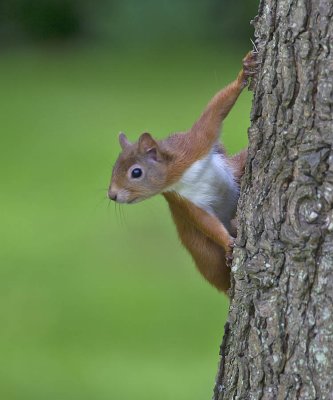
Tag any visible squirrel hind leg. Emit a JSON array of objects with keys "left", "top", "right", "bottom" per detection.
[{"left": 175, "top": 221, "right": 231, "bottom": 293}]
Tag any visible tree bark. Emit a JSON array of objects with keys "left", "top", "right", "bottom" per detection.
[{"left": 213, "top": 0, "right": 333, "bottom": 399}]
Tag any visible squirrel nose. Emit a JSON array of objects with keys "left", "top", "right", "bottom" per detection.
[{"left": 108, "top": 190, "right": 117, "bottom": 201}]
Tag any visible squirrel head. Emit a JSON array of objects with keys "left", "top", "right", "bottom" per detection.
[{"left": 108, "top": 132, "right": 171, "bottom": 203}]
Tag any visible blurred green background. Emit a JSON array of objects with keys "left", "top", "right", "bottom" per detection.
[{"left": 0, "top": 1, "right": 257, "bottom": 399}]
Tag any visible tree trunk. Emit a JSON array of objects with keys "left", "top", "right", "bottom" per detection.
[{"left": 213, "top": 0, "right": 333, "bottom": 398}]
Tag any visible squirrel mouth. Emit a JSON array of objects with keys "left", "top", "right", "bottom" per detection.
[{"left": 128, "top": 197, "right": 139, "bottom": 204}]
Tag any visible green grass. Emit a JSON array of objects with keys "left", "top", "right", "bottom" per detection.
[{"left": 0, "top": 43, "right": 252, "bottom": 400}]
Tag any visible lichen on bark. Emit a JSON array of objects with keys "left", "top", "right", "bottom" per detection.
[{"left": 213, "top": 0, "right": 333, "bottom": 399}]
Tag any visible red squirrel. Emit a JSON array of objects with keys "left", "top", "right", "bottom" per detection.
[{"left": 108, "top": 52, "right": 257, "bottom": 293}]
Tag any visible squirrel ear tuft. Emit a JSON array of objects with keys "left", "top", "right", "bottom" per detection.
[
  {"left": 138, "top": 132, "right": 161, "bottom": 161},
  {"left": 119, "top": 132, "right": 131, "bottom": 150}
]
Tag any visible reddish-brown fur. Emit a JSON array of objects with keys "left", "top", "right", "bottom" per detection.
[
  {"left": 109, "top": 52, "right": 257, "bottom": 294},
  {"left": 159, "top": 67, "right": 251, "bottom": 187},
  {"left": 163, "top": 192, "right": 233, "bottom": 292}
]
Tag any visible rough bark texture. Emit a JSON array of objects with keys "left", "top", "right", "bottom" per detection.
[{"left": 214, "top": 0, "right": 333, "bottom": 399}]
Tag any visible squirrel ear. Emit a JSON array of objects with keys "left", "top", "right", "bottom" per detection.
[
  {"left": 138, "top": 132, "right": 156, "bottom": 151},
  {"left": 138, "top": 132, "right": 161, "bottom": 161},
  {"left": 119, "top": 132, "right": 131, "bottom": 150}
]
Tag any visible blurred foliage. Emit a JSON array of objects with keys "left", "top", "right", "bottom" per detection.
[
  {"left": 0, "top": 0, "right": 106, "bottom": 41},
  {"left": 0, "top": 0, "right": 258, "bottom": 45},
  {"left": 11, "top": 0, "right": 82, "bottom": 39}
]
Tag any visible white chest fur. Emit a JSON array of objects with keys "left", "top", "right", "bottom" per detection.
[{"left": 166, "top": 148, "right": 239, "bottom": 231}]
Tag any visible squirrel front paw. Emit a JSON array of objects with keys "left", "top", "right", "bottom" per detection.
[
  {"left": 239, "top": 51, "right": 260, "bottom": 89},
  {"left": 225, "top": 238, "right": 235, "bottom": 267}
]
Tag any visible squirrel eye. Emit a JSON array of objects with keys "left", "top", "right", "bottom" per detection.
[{"left": 131, "top": 168, "right": 142, "bottom": 179}]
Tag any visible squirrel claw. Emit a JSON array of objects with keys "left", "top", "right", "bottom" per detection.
[
  {"left": 225, "top": 238, "right": 235, "bottom": 267},
  {"left": 242, "top": 51, "right": 259, "bottom": 79},
  {"left": 241, "top": 51, "right": 260, "bottom": 90},
  {"left": 225, "top": 252, "right": 233, "bottom": 268}
]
